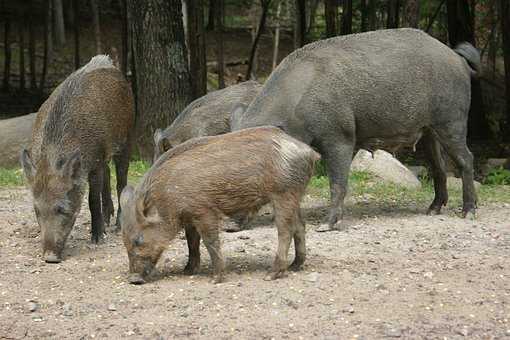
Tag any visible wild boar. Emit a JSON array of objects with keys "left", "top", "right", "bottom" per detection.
[
  {"left": 120, "top": 127, "right": 320, "bottom": 284},
  {"left": 153, "top": 80, "right": 262, "bottom": 162},
  {"left": 231, "top": 28, "right": 480, "bottom": 231},
  {"left": 20, "top": 55, "right": 135, "bottom": 263}
]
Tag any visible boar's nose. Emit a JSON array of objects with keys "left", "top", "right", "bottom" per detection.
[
  {"left": 44, "top": 251, "right": 62, "bottom": 263},
  {"left": 128, "top": 273, "right": 146, "bottom": 285}
]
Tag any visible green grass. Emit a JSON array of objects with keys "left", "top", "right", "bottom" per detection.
[{"left": 1, "top": 164, "right": 509, "bottom": 206}]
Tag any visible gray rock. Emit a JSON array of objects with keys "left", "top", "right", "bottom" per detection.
[
  {"left": 384, "top": 327, "right": 402, "bottom": 338},
  {"left": 305, "top": 272, "right": 320, "bottom": 283},
  {"left": 447, "top": 177, "right": 481, "bottom": 192},
  {"left": 62, "top": 303, "right": 73, "bottom": 317},
  {"left": 407, "top": 165, "right": 428, "bottom": 178},
  {"left": 351, "top": 150, "right": 421, "bottom": 189},
  {"left": 0, "top": 112, "right": 36, "bottom": 169}
]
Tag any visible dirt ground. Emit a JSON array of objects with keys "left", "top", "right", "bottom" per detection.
[{"left": 0, "top": 187, "right": 509, "bottom": 339}]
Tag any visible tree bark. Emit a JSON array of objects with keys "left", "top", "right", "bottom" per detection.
[
  {"left": 368, "top": 0, "right": 377, "bottom": 30},
  {"left": 40, "top": 0, "right": 51, "bottom": 91},
  {"left": 501, "top": 0, "right": 510, "bottom": 140},
  {"left": 341, "top": 0, "right": 353, "bottom": 35},
  {"left": 215, "top": 0, "right": 225, "bottom": 88},
  {"left": 3, "top": 16, "right": 11, "bottom": 91},
  {"left": 403, "top": 0, "right": 420, "bottom": 28},
  {"left": 306, "top": 0, "right": 320, "bottom": 36},
  {"left": 18, "top": 10, "right": 26, "bottom": 91},
  {"left": 73, "top": 0, "right": 80, "bottom": 69},
  {"left": 246, "top": 0, "right": 271, "bottom": 80},
  {"left": 387, "top": 0, "right": 400, "bottom": 28},
  {"left": 294, "top": 0, "right": 306, "bottom": 48},
  {"left": 272, "top": 0, "right": 282, "bottom": 70},
  {"left": 186, "top": 0, "right": 207, "bottom": 98},
  {"left": 325, "top": 0, "right": 338, "bottom": 37},
  {"left": 206, "top": 0, "right": 215, "bottom": 30},
  {"left": 90, "top": 0, "right": 102, "bottom": 54},
  {"left": 360, "top": 0, "right": 369, "bottom": 31},
  {"left": 53, "top": 0, "right": 66, "bottom": 46},
  {"left": 128, "top": 0, "right": 192, "bottom": 161},
  {"left": 28, "top": 0, "right": 37, "bottom": 89}
]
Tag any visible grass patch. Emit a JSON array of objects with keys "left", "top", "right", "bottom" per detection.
[{"left": 0, "top": 168, "right": 24, "bottom": 187}]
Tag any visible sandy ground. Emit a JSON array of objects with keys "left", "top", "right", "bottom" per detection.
[{"left": 0, "top": 187, "right": 509, "bottom": 339}]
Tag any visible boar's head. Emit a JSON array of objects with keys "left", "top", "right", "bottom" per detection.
[
  {"left": 120, "top": 185, "right": 167, "bottom": 284},
  {"left": 20, "top": 149, "right": 85, "bottom": 263}
]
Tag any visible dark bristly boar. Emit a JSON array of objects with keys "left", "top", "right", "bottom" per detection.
[
  {"left": 153, "top": 80, "right": 262, "bottom": 162},
  {"left": 231, "top": 28, "right": 480, "bottom": 231},
  {"left": 120, "top": 127, "right": 320, "bottom": 284},
  {"left": 21, "top": 55, "right": 135, "bottom": 263}
]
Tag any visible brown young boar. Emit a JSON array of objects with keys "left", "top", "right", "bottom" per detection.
[
  {"left": 120, "top": 127, "right": 320, "bottom": 284},
  {"left": 20, "top": 55, "right": 135, "bottom": 263}
]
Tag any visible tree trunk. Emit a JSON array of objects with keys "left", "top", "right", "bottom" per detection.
[
  {"left": 73, "top": 0, "right": 80, "bottom": 69},
  {"left": 128, "top": 0, "right": 192, "bottom": 161},
  {"left": 360, "top": 0, "right": 369, "bottom": 31},
  {"left": 246, "top": 0, "right": 271, "bottom": 80},
  {"left": 324, "top": 0, "right": 338, "bottom": 37},
  {"left": 403, "top": 0, "right": 420, "bottom": 28},
  {"left": 501, "top": 0, "right": 510, "bottom": 140},
  {"left": 387, "top": 0, "right": 400, "bottom": 28},
  {"left": 368, "top": 0, "right": 377, "bottom": 30},
  {"left": 272, "top": 1, "right": 282, "bottom": 70},
  {"left": 53, "top": 0, "right": 66, "bottom": 46},
  {"left": 206, "top": 0, "right": 215, "bottom": 30},
  {"left": 3, "top": 17, "right": 11, "bottom": 91},
  {"left": 119, "top": 0, "right": 128, "bottom": 75},
  {"left": 294, "top": 0, "right": 306, "bottom": 49},
  {"left": 186, "top": 0, "right": 207, "bottom": 98},
  {"left": 215, "top": 0, "right": 225, "bottom": 88},
  {"left": 18, "top": 12, "right": 26, "bottom": 91},
  {"left": 447, "top": 0, "right": 488, "bottom": 140},
  {"left": 306, "top": 0, "right": 320, "bottom": 36},
  {"left": 40, "top": 0, "right": 51, "bottom": 91},
  {"left": 90, "top": 0, "right": 102, "bottom": 54},
  {"left": 28, "top": 0, "right": 37, "bottom": 89},
  {"left": 341, "top": 0, "right": 353, "bottom": 35}
]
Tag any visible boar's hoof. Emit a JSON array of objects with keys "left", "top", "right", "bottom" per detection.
[
  {"left": 289, "top": 260, "right": 305, "bottom": 272},
  {"left": 315, "top": 222, "right": 344, "bottom": 233},
  {"left": 44, "top": 252, "right": 62, "bottom": 263},
  {"left": 462, "top": 208, "right": 476, "bottom": 220},
  {"left": 128, "top": 273, "right": 146, "bottom": 285},
  {"left": 223, "top": 222, "right": 242, "bottom": 233},
  {"left": 264, "top": 271, "right": 287, "bottom": 281},
  {"left": 210, "top": 274, "right": 224, "bottom": 284}
]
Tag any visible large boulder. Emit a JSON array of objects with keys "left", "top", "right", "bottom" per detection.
[
  {"left": 351, "top": 149, "right": 421, "bottom": 189},
  {"left": 0, "top": 113, "right": 36, "bottom": 169}
]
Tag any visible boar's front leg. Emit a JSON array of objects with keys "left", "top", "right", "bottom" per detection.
[
  {"left": 184, "top": 225, "right": 201, "bottom": 275},
  {"left": 89, "top": 166, "right": 105, "bottom": 243}
]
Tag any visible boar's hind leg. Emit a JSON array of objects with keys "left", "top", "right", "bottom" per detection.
[
  {"left": 196, "top": 218, "right": 225, "bottom": 283},
  {"left": 102, "top": 163, "right": 114, "bottom": 226},
  {"left": 89, "top": 167, "right": 105, "bottom": 243},
  {"left": 435, "top": 128, "right": 477, "bottom": 217},
  {"left": 289, "top": 208, "right": 306, "bottom": 271},
  {"left": 113, "top": 144, "right": 131, "bottom": 228},
  {"left": 423, "top": 132, "right": 448, "bottom": 215},
  {"left": 184, "top": 225, "right": 201, "bottom": 275}
]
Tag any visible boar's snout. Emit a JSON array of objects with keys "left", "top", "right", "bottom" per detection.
[
  {"left": 44, "top": 250, "right": 62, "bottom": 263},
  {"left": 128, "top": 273, "right": 146, "bottom": 285}
]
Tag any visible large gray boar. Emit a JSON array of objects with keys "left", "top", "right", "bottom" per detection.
[
  {"left": 231, "top": 28, "right": 480, "bottom": 231},
  {"left": 120, "top": 127, "right": 320, "bottom": 284},
  {"left": 21, "top": 55, "right": 135, "bottom": 263},
  {"left": 153, "top": 80, "right": 262, "bottom": 161}
]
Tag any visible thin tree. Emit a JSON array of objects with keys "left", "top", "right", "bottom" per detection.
[
  {"left": 73, "top": 0, "right": 80, "bottom": 69},
  {"left": 40, "top": 0, "right": 51, "bottom": 91},
  {"left": 18, "top": 7, "right": 26, "bottom": 91},
  {"left": 294, "top": 0, "right": 306, "bottom": 48},
  {"left": 246, "top": 0, "right": 272, "bottom": 80},
  {"left": 387, "top": 0, "right": 400, "bottom": 28},
  {"left": 501, "top": 0, "right": 510, "bottom": 139},
  {"left": 403, "top": 0, "right": 420, "bottom": 28},
  {"left": 341, "top": 0, "right": 353, "bottom": 35},
  {"left": 206, "top": 0, "right": 216, "bottom": 30},
  {"left": 90, "top": 0, "right": 102, "bottom": 54},
  {"left": 3, "top": 14, "right": 11, "bottom": 90},
  {"left": 368, "top": 0, "right": 377, "bottom": 30},
  {"left": 53, "top": 0, "right": 66, "bottom": 46},
  {"left": 28, "top": 0, "right": 37, "bottom": 89},
  {"left": 187, "top": 0, "right": 207, "bottom": 98},
  {"left": 119, "top": 0, "right": 128, "bottom": 75},
  {"left": 272, "top": 0, "right": 282, "bottom": 70},
  {"left": 325, "top": 0, "right": 338, "bottom": 37},
  {"left": 215, "top": 0, "right": 225, "bottom": 88},
  {"left": 128, "top": 0, "right": 192, "bottom": 160},
  {"left": 425, "top": 0, "right": 445, "bottom": 33},
  {"left": 360, "top": 0, "right": 369, "bottom": 31}
]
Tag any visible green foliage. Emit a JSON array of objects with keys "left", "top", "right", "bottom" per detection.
[
  {"left": 484, "top": 166, "right": 510, "bottom": 185},
  {"left": 0, "top": 168, "right": 24, "bottom": 187}
]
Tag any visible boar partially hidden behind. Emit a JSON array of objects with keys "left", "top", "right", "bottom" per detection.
[
  {"left": 21, "top": 55, "right": 135, "bottom": 263},
  {"left": 120, "top": 127, "right": 320, "bottom": 284},
  {"left": 153, "top": 80, "right": 262, "bottom": 162}
]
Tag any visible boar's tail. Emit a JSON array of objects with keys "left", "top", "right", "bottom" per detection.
[{"left": 454, "top": 42, "right": 480, "bottom": 76}]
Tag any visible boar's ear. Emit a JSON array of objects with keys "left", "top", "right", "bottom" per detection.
[
  {"left": 135, "top": 190, "right": 161, "bottom": 225},
  {"left": 62, "top": 150, "right": 81, "bottom": 181},
  {"left": 120, "top": 185, "right": 135, "bottom": 209},
  {"left": 154, "top": 129, "right": 171, "bottom": 153},
  {"left": 20, "top": 149, "right": 35, "bottom": 183}
]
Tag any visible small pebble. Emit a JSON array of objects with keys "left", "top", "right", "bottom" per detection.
[
  {"left": 27, "top": 301, "right": 38, "bottom": 312},
  {"left": 107, "top": 304, "right": 117, "bottom": 311}
]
